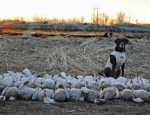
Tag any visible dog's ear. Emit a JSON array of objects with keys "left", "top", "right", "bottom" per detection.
[
  {"left": 124, "top": 38, "right": 129, "bottom": 44},
  {"left": 115, "top": 38, "right": 120, "bottom": 45}
]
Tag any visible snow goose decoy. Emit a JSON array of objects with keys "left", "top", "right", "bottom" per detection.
[
  {"left": 3, "top": 75, "right": 14, "bottom": 87},
  {"left": 60, "top": 72, "right": 72, "bottom": 83},
  {"left": 69, "top": 88, "right": 84, "bottom": 102},
  {"left": 43, "top": 90, "right": 57, "bottom": 104},
  {"left": 23, "top": 68, "right": 32, "bottom": 78},
  {"left": 54, "top": 84, "right": 70, "bottom": 102},
  {"left": 84, "top": 75, "right": 96, "bottom": 84},
  {"left": 88, "top": 81, "right": 100, "bottom": 90},
  {"left": 71, "top": 82, "right": 85, "bottom": 89},
  {"left": 75, "top": 75, "right": 84, "bottom": 82},
  {"left": 87, "top": 89, "right": 98, "bottom": 103},
  {"left": 2, "top": 86, "right": 18, "bottom": 101},
  {"left": 17, "top": 81, "right": 36, "bottom": 100},
  {"left": 32, "top": 87, "right": 42, "bottom": 101},
  {"left": 116, "top": 76, "right": 128, "bottom": 84},
  {"left": 120, "top": 89, "right": 144, "bottom": 103},
  {"left": 102, "top": 86, "right": 120, "bottom": 100},
  {"left": 0, "top": 96, "right": 6, "bottom": 101},
  {"left": 133, "top": 89, "right": 150, "bottom": 102},
  {"left": 0, "top": 79, "right": 7, "bottom": 92}
]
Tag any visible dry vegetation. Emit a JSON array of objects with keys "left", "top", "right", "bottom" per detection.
[
  {"left": 0, "top": 11, "right": 144, "bottom": 24},
  {"left": 0, "top": 34, "right": 150, "bottom": 78}
]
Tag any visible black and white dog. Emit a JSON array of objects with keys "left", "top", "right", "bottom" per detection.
[{"left": 104, "top": 38, "right": 129, "bottom": 78}]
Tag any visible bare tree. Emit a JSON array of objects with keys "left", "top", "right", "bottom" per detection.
[
  {"left": 103, "top": 13, "right": 109, "bottom": 25},
  {"left": 135, "top": 18, "right": 139, "bottom": 24},
  {"left": 109, "top": 18, "right": 116, "bottom": 25},
  {"left": 80, "top": 16, "right": 85, "bottom": 23},
  {"left": 116, "top": 11, "right": 126, "bottom": 24},
  {"left": 97, "top": 12, "right": 109, "bottom": 25},
  {"left": 127, "top": 15, "right": 131, "bottom": 23}
]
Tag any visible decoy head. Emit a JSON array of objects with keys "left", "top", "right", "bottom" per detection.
[{"left": 0, "top": 96, "right": 6, "bottom": 101}]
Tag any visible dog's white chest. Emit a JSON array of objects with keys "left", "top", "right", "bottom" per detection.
[{"left": 105, "top": 51, "right": 127, "bottom": 71}]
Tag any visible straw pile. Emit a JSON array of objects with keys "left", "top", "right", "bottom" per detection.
[{"left": 0, "top": 34, "right": 150, "bottom": 78}]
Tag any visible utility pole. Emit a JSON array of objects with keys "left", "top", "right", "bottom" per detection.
[
  {"left": 92, "top": 6, "right": 95, "bottom": 23},
  {"left": 96, "top": 6, "right": 99, "bottom": 24},
  {"left": 92, "top": 6, "right": 99, "bottom": 24}
]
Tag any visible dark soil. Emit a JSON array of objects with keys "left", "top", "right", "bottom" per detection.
[{"left": 0, "top": 100, "right": 150, "bottom": 115}]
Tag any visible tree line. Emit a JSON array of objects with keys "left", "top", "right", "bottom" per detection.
[{"left": 0, "top": 11, "right": 141, "bottom": 25}]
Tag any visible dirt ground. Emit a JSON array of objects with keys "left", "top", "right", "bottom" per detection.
[
  {"left": 0, "top": 100, "right": 150, "bottom": 115},
  {"left": 0, "top": 34, "right": 150, "bottom": 115}
]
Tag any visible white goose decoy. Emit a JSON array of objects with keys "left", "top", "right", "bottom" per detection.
[
  {"left": 101, "top": 82, "right": 112, "bottom": 89},
  {"left": 144, "top": 82, "right": 150, "bottom": 91},
  {"left": 2, "top": 73, "right": 10, "bottom": 78},
  {"left": 111, "top": 79, "right": 127, "bottom": 91},
  {"left": 102, "top": 86, "right": 120, "bottom": 100},
  {"left": 120, "top": 89, "right": 144, "bottom": 103},
  {"left": 93, "top": 98, "right": 107, "bottom": 105},
  {"left": 53, "top": 73, "right": 62, "bottom": 81},
  {"left": 70, "top": 77, "right": 80, "bottom": 84},
  {"left": 20, "top": 75, "right": 30, "bottom": 82},
  {"left": 133, "top": 89, "right": 150, "bottom": 102},
  {"left": 42, "top": 71, "right": 52, "bottom": 79},
  {"left": 0, "top": 96, "right": 6, "bottom": 101},
  {"left": 17, "top": 81, "right": 36, "bottom": 100},
  {"left": 87, "top": 89, "right": 98, "bottom": 103},
  {"left": 60, "top": 72, "right": 72, "bottom": 82},
  {"left": 139, "top": 77, "right": 150, "bottom": 90},
  {"left": 99, "top": 77, "right": 110, "bottom": 85},
  {"left": 0, "top": 75, "right": 3, "bottom": 80},
  {"left": 84, "top": 75, "right": 96, "bottom": 84},
  {"left": 129, "top": 79, "right": 141, "bottom": 90},
  {"left": 32, "top": 87, "right": 42, "bottom": 100},
  {"left": 15, "top": 72, "right": 24, "bottom": 82},
  {"left": 71, "top": 82, "right": 84, "bottom": 89},
  {"left": 3, "top": 75, "right": 14, "bottom": 87},
  {"left": 113, "top": 83, "right": 126, "bottom": 91},
  {"left": 75, "top": 75, "right": 84, "bottom": 82},
  {"left": 88, "top": 81, "right": 100, "bottom": 90},
  {"left": 2, "top": 86, "right": 18, "bottom": 101},
  {"left": 14, "top": 81, "right": 24, "bottom": 88},
  {"left": 108, "top": 77, "right": 116, "bottom": 83},
  {"left": 55, "top": 78, "right": 66, "bottom": 90},
  {"left": 27, "top": 81, "right": 41, "bottom": 89},
  {"left": 54, "top": 88, "right": 67, "bottom": 102},
  {"left": 42, "top": 81, "right": 55, "bottom": 89},
  {"left": 43, "top": 89, "right": 54, "bottom": 99},
  {"left": 43, "top": 90, "right": 57, "bottom": 104},
  {"left": 0, "top": 79, "right": 7, "bottom": 92},
  {"left": 54, "top": 84, "right": 70, "bottom": 102},
  {"left": 80, "top": 87, "right": 89, "bottom": 100},
  {"left": 23, "top": 68, "right": 31, "bottom": 78},
  {"left": 116, "top": 76, "right": 128, "bottom": 84},
  {"left": 7, "top": 71, "right": 17, "bottom": 82},
  {"left": 69, "top": 88, "right": 84, "bottom": 102},
  {"left": 98, "top": 86, "right": 103, "bottom": 99},
  {"left": 43, "top": 76, "right": 54, "bottom": 83},
  {"left": 36, "top": 89, "right": 55, "bottom": 101}
]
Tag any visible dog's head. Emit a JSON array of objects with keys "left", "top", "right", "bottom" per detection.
[{"left": 115, "top": 38, "right": 129, "bottom": 52}]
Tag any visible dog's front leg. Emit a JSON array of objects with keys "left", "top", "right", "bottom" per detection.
[
  {"left": 110, "top": 55, "right": 116, "bottom": 77},
  {"left": 121, "top": 63, "right": 125, "bottom": 76}
]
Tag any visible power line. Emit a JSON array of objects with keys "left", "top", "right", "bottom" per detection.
[{"left": 92, "top": 6, "right": 99, "bottom": 24}]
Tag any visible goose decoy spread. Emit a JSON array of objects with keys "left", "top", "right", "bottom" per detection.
[{"left": 0, "top": 68, "right": 150, "bottom": 104}]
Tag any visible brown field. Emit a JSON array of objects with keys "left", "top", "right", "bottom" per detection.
[{"left": 0, "top": 33, "right": 150, "bottom": 115}]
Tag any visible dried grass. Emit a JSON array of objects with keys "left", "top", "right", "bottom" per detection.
[{"left": 0, "top": 34, "right": 150, "bottom": 78}]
